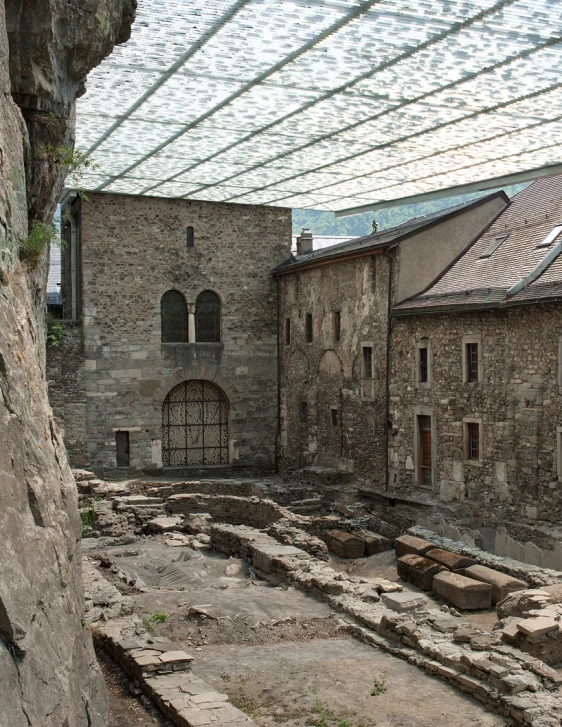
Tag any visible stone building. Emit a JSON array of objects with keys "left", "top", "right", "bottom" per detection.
[
  {"left": 274, "top": 192, "right": 509, "bottom": 485},
  {"left": 51, "top": 192, "right": 291, "bottom": 476},
  {"left": 390, "top": 175, "right": 562, "bottom": 541}
]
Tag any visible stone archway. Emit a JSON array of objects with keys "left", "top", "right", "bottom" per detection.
[{"left": 162, "top": 380, "right": 229, "bottom": 466}]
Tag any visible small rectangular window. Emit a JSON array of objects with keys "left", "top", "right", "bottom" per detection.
[
  {"left": 466, "top": 342, "right": 479, "bottom": 383},
  {"left": 330, "top": 407, "right": 338, "bottom": 427},
  {"left": 466, "top": 422, "right": 480, "bottom": 461},
  {"left": 333, "top": 311, "right": 341, "bottom": 342},
  {"left": 305, "top": 313, "right": 313, "bottom": 343},
  {"left": 479, "top": 234, "right": 508, "bottom": 258},
  {"left": 116, "top": 431, "right": 130, "bottom": 467},
  {"left": 300, "top": 401, "right": 308, "bottom": 423},
  {"left": 419, "top": 347, "right": 428, "bottom": 383},
  {"left": 362, "top": 346, "right": 373, "bottom": 379},
  {"left": 186, "top": 226, "right": 194, "bottom": 247},
  {"left": 285, "top": 318, "right": 291, "bottom": 345},
  {"left": 417, "top": 415, "right": 432, "bottom": 486}
]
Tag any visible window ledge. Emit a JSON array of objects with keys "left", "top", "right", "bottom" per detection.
[{"left": 464, "top": 459, "right": 483, "bottom": 467}]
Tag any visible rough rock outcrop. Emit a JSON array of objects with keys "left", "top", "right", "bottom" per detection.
[{"left": 0, "top": 2, "right": 134, "bottom": 725}]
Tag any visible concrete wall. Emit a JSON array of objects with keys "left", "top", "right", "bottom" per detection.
[
  {"left": 278, "top": 252, "right": 390, "bottom": 484},
  {"left": 389, "top": 304, "right": 562, "bottom": 532},
  {"left": 395, "top": 194, "right": 508, "bottom": 303},
  {"left": 78, "top": 193, "right": 291, "bottom": 475}
]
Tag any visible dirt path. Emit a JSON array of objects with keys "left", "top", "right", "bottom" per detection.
[{"left": 192, "top": 639, "right": 505, "bottom": 727}]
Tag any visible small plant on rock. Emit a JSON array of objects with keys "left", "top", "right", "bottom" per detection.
[
  {"left": 47, "top": 314, "right": 64, "bottom": 348},
  {"left": 142, "top": 612, "right": 167, "bottom": 632},
  {"left": 370, "top": 674, "right": 387, "bottom": 696},
  {"left": 80, "top": 505, "right": 97, "bottom": 537},
  {"left": 19, "top": 221, "right": 62, "bottom": 267}
]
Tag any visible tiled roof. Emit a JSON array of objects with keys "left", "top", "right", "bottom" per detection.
[
  {"left": 395, "top": 175, "right": 562, "bottom": 314},
  {"left": 47, "top": 244, "right": 61, "bottom": 305},
  {"left": 275, "top": 195, "right": 500, "bottom": 274}
]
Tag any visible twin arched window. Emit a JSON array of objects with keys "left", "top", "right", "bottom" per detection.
[
  {"left": 161, "top": 289, "right": 220, "bottom": 343},
  {"left": 161, "top": 290, "right": 188, "bottom": 342}
]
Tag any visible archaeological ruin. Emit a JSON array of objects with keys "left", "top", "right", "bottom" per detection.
[{"left": 5, "top": 1, "right": 562, "bottom": 726}]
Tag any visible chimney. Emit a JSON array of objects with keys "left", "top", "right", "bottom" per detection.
[{"left": 296, "top": 228, "right": 313, "bottom": 256}]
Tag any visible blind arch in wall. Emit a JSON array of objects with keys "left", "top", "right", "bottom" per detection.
[
  {"left": 195, "top": 290, "right": 221, "bottom": 342},
  {"left": 161, "top": 290, "right": 188, "bottom": 343}
]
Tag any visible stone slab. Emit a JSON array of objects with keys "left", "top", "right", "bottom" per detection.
[
  {"left": 517, "top": 617, "right": 559, "bottom": 637},
  {"left": 353, "top": 530, "right": 392, "bottom": 555},
  {"left": 395, "top": 534, "right": 434, "bottom": 559},
  {"left": 425, "top": 548, "right": 477, "bottom": 571},
  {"left": 433, "top": 571, "right": 491, "bottom": 610},
  {"left": 325, "top": 530, "right": 365, "bottom": 559},
  {"left": 397, "top": 554, "right": 445, "bottom": 591},
  {"left": 459, "top": 565, "right": 527, "bottom": 604},
  {"left": 159, "top": 650, "right": 194, "bottom": 663},
  {"left": 251, "top": 544, "right": 307, "bottom": 573},
  {"left": 382, "top": 591, "right": 428, "bottom": 613}
]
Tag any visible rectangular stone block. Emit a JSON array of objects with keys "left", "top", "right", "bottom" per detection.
[
  {"left": 325, "top": 530, "right": 365, "bottom": 559},
  {"left": 397, "top": 554, "right": 445, "bottom": 591},
  {"left": 458, "top": 565, "right": 527, "bottom": 604},
  {"left": 394, "top": 534, "right": 434, "bottom": 558},
  {"left": 425, "top": 548, "right": 477, "bottom": 571},
  {"left": 251, "top": 543, "right": 307, "bottom": 573},
  {"left": 382, "top": 591, "right": 428, "bottom": 613},
  {"left": 353, "top": 530, "right": 392, "bottom": 555},
  {"left": 433, "top": 571, "right": 492, "bottom": 610}
]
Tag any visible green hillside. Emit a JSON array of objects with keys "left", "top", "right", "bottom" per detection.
[{"left": 292, "top": 183, "right": 528, "bottom": 236}]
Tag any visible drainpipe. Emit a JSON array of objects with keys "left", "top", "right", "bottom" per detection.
[
  {"left": 384, "top": 249, "right": 395, "bottom": 492},
  {"left": 70, "top": 212, "right": 77, "bottom": 321},
  {"left": 275, "top": 276, "right": 281, "bottom": 474}
]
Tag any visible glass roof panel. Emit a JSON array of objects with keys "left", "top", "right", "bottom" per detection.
[{"left": 74, "top": 0, "right": 562, "bottom": 211}]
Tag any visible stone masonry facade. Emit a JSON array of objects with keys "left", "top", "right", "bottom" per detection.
[
  {"left": 59, "top": 192, "right": 291, "bottom": 475},
  {"left": 389, "top": 304, "right": 562, "bottom": 533},
  {"left": 278, "top": 253, "right": 391, "bottom": 485}
]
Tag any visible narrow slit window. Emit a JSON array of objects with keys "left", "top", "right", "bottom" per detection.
[
  {"left": 362, "top": 346, "right": 373, "bottom": 379},
  {"left": 419, "top": 347, "right": 428, "bottom": 383},
  {"left": 116, "top": 431, "right": 130, "bottom": 467},
  {"left": 479, "top": 234, "right": 508, "bottom": 258},
  {"left": 330, "top": 407, "right": 338, "bottom": 427},
  {"left": 300, "top": 401, "right": 308, "bottom": 423},
  {"left": 466, "top": 422, "right": 480, "bottom": 461},
  {"left": 186, "top": 226, "right": 194, "bottom": 247},
  {"left": 285, "top": 318, "right": 291, "bottom": 345},
  {"left": 466, "top": 342, "right": 479, "bottom": 383},
  {"left": 305, "top": 313, "right": 313, "bottom": 343},
  {"left": 536, "top": 225, "right": 562, "bottom": 248},
  {"left": 417, "top": 415, "right": 432, "bottom": 487},
  {"left": 333, "top": 311, "right": 341, "bottom": 342}
]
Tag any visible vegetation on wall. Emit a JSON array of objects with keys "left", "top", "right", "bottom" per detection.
[
  {"left": 292, "top": 183, "right": 528, "bottom": 236},
  {"left": 19, "top": 220, "right": 62, "bottom": 267}
]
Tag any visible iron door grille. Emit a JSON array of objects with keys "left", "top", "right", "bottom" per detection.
[{"left": 162, "top": 380, "right": 229, "bottom": 466}]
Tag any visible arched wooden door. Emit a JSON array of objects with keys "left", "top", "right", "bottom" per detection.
[{"left": 162, "top": 380, "right": 229, "bottom": 466}]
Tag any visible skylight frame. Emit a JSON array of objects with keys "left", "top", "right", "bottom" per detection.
[
  {"left": 72, "top": 0, "right": 562, "bottom": 211},
  {"left": 536, "top": 224, "right": 562, "bottom": 248}
]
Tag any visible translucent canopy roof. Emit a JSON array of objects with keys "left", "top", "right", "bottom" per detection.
[{"left": 75, "top": 0, "right": 562, "bottom": 214}]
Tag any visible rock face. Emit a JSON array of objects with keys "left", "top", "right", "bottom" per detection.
[{"left": 0, "top": 2, "right": 134, "bottom": 726}]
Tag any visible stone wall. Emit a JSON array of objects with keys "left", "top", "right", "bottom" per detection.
[
  {"left": 0, "top": 1, "right": 134, "bottom": 725},
  {"left": 46, "top": 322, "right": 88, "bottom": 467},
  {"left": 278, "top": 252, "right": 391, "bottom": 485},
  {"left": 75, "top": 193, "right": 291, "bottom": 475},
  {"left": 389, "top": 304, "right": 562, "bottom": 533}
]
